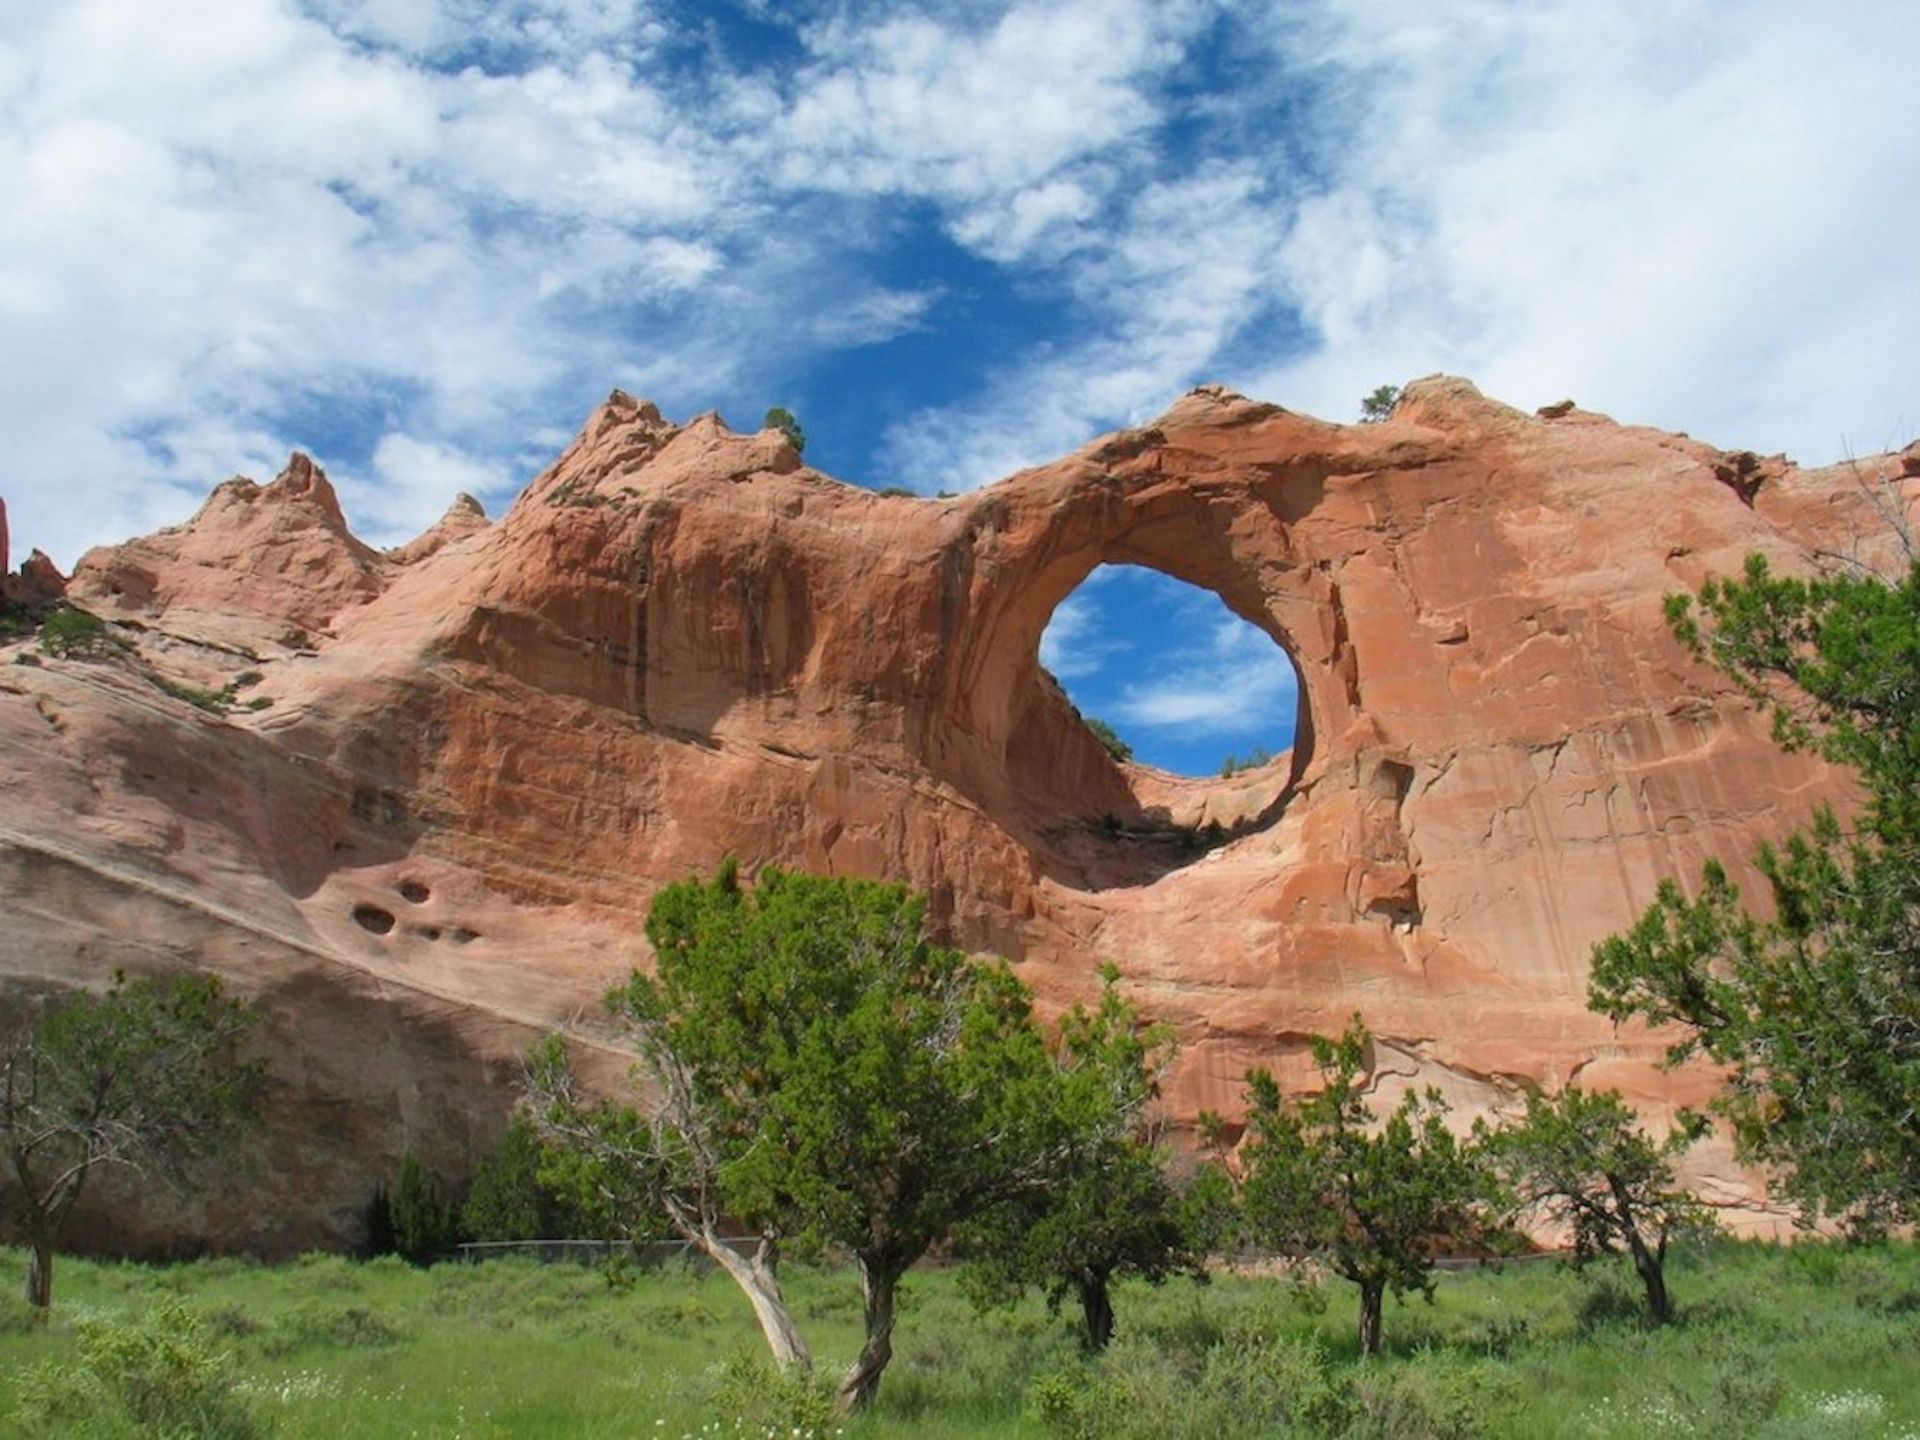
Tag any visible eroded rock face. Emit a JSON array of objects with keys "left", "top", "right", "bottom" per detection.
[
  {"left": 0, "top": 497, "right": 69, "bottom": 609},
  {"left": 388, "top": 493, "right": 490, "bottom": 566},
  {"left": 70, "top": 452, "right": 390, "bottom": 650},
  {"left": 5, "top": 376, "right": 1915, "bottom": 1251}
]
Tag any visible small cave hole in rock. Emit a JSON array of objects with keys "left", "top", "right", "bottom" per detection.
[
  {"left": 398, "top": 879, "right": 431, "bottom": 904},
  {"left": 1040, "top": 564, "right": 1301, "bottom": 778},
  {"left": 351, "top": 904, "right": 396, "bottom": 935}
]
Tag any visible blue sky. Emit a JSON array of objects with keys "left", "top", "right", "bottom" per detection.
[
  {"left": 3, "top": 1, "right": 1917, "bottom": 756},
  {"left": 1041, "top": 566, "right": 1298, "bottom": 776}
]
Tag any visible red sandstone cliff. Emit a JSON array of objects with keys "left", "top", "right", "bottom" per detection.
[{"left": 2, "top": 377, "right": 1914, "bottom": 1251}]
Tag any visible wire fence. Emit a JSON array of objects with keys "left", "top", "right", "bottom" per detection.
[
  {"left": 452, "top": 1235, "right": 1578, "bottom": 1271},
  {"left": 454, "top": 1236, "right": 761, "bottom": 1265}
]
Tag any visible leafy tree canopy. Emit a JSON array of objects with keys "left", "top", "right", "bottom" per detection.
[
  {"left": 959, "top": 968, "right": 1218, "bottom": 1350},
  {"left": 1590, "top": 548, "right": 1920, "bottom": 1231},
  {"left": 1239, "top": 1020, "right": 1486, "bottom": 1355},
  {"left": 1, "top": 972, "right": 262, "bottom": 1313},
  {"left": 460, "top": 1112, "right": 595, "bottom": 1244},
  {"left": 763, "top": 407, "right": 806, "bottom": 455},
  {"left": 1359, "top": 385, "right": 1400, "bottom": 423},
  {"left": 37, "top": 608, "right": 108, "bottom": 659},
  {"left": 531, "top": 862, "right": 1068, "bottom": 1411},
  {"left": 1480, "top": 1087, "right": 1712, "bottom": 1324}
]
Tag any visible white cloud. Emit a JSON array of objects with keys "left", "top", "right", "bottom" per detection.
[
  {"left": 349, "top": 433, "right": 513, "bottom": 543},
  {"left": 0, "top": 0, "right": 739, "bottom": 565},
  {"left": 806, "top": 286, "right": 941, "bottom": 348},
  {"left": 1, "top": 0, "right": 1913, "bottom": 579},
  {"left": 306, "top": 0, "right": 669, "bottom": 63},
  {"left": 1238, "top": 0, "right": 1920, "bottom": 457},
  {"left": 777, "top": 2, "right": 1189, "bottom": 209},
  {"left": 1043, "top": 570, "right": 1300, "bottom": 737},
  {"left": 877, "top": 163, "right": 1293, "bottom": 491},
  {"left": 1039, "top": 592, "right": 1127, "bottom": 681},
  {"left": 1112, "top": 609, "right": 1300, "bottom": 735},
  {"left": 877, "top": 0, "right": 1919, "bottom": 495}
]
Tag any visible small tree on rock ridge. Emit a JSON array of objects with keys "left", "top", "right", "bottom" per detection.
[
  {"left": 763, "top": 407, "right": 807, "bottom": 454},
  {"left": 1359, "top": 385, "right": 1400, "bottom": 422}
]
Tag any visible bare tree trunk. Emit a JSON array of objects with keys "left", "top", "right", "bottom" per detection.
[
  {"left": 1609, "top": 1175, "right": 1673, "bottom": 1325},
  {"left": 704, "top": 1234, "right": 813, "bottom": 1372},
  {"left": 1077, "top": 1272, "right": 1115, "bottom": 1351},
  {"left": 837, "top": 1257, "right": 900, "bottom": 1413},
  {"left": 1624, "top": 1230, "right": 1672, "bottom": 1325},
  {"left": 1357, "top": 1278, "right": 1385, "bottom": 1356},
  {"left": 24, "top": 1237, "right": 52, "bottom": 1316}
]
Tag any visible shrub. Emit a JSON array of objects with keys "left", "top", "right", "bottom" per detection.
[
  {"left": 0, "top": 1291, "right": 41, "bottom": 1334},
  {"left": 763, "top": 407, "right": 807, "bottom": 455},
  {"left": 710, "top": 1350, "right": 837, "bottom": 1436},
  {"left": 11, "top": 1300, "right": 262, "bottom": 1440},
  {"left": 261, "top": 1301, "right": 404, "bottom": 1357},
  {"left": 1360, "top": 385, "right": 1401, "bottom": 422},
  {"left": 38, "top": 608, "right": 108, "bottom": 658},
  {"left": 1219, "top": 747, "right": 1275, "bottom": 777},
  {"left": 1025, "top": 1331, "right": 1356, "bottom": 1440},
  {"left": 0, "top": 599, "right": 34, "bottom": 637},
  {"left": 1086, "top": 717, "right": 1133, "bottom": 763},
  {"left": 390, "top": 1153, "right": 459, "bottom": 1264},
  {"left": 148, "top": 674, "right": 232, "bottom": 713},
  {"left": 1346, "top": 1351, "right": 1503, "bottom": 1440}
]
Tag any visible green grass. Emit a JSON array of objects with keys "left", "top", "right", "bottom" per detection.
[{"left": 0, "top": 1241, "right": 1916, "bottom": 1438}]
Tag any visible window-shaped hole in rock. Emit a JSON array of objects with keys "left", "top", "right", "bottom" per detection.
[{"left": 1039, "top": 564, "right": 1301, "bottom": 778}]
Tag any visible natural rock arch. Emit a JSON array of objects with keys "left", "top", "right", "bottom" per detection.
[{"left": 6, "top": 376, "right": 1913, "bottom": 1255}]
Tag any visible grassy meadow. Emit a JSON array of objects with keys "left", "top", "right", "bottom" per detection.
[{"left": 0, "top": 1241, "right": 1916, "bottom": 1439}]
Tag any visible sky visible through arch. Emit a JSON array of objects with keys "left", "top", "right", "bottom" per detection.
[
  {"left": 1041, "top": 565, "right": 1298, "bottom": 777},
  {"left": 3, "top": 0, "right": 1916, "bottom": 587}
]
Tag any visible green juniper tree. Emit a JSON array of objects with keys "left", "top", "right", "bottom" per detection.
[
  {"left": 528, "top": 862, "right": 1067, "bottom": 1411},
  {"left": 1086, "top": 717, "right": 1132, "bottom": 763},
  {"left": 1589, "top": 545, "right": 1920, "bottom": 1231},
  {"left": 36, "top": 608, "right": 107, "bottom": 659},
  {"left": 1239, "top": 1020, "right": 1485, "bottom": 1356},
  {"left": 1480, "top": 1087, "right": 1711, "bottom": 1324},
  {"left": 388, "top": 1153, "right": 458, "bottom": 1265},
  {"left": 959, "top": 969, "right": 1217, "bottom": 1350},
  {"left": 1359, "top": 385, "right": 1400, "bottom": 422},
  {"left": 0, "top": 973, "right": 262, "bottom": 1314},
  {"left": 460, "top": 1112, "right": 587, "bottom": 1243},
  {"left": 762, "top": 407, "right": 806, "bottom": 454}
]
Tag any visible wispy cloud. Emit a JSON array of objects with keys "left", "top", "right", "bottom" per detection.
[
  {"left": 806, "top": 286, "right": 942, "bottom": 348},
  {"left": 2, "top": 0, "right": 1913, "bottom": 570},
  {"left": 1237, "top": 0, "right": 1920, "bottom": 458},
  {"left": 879, "top": 163, "right": 1295, "bottom": 491},
  {"left": 1039, "top": 592, "right": 1128, "bottom": 681},
  {"left": 1110, "top": 615, "right": 1299, "bottom": 736}
]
